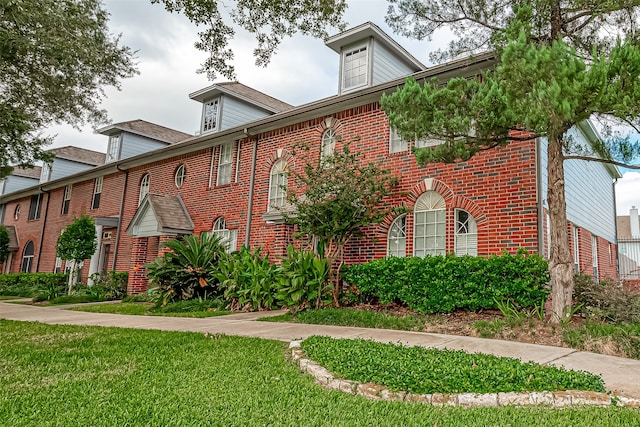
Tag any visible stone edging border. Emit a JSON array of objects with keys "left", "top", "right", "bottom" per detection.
[{"left": 289, "top": 341, "right": 640, "bottom": 408}]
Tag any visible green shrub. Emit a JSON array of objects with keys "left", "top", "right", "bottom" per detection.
[
  {"left": 89, "top": 271, "right": 128, "bottom": 300},
  {"left": 0, "top": 273, "right": 67, "bottom": 299},
  {"left": 276, "top": 245, "right": 331, "bottom": 311},
  {"left": 341, "top": 250, "right": 550, "bottom": 314},
  {"left": 146, "top": 232, "right": 227, "bottom": 303},
  {"left": 215, "top": 246, "right": 280, "bottom": 311},
  {"left": 301, "top": 336, "right": 605, "bottom": 394},
  {"left": 573, "top": 273, "right": 640, "bottom": 323}
]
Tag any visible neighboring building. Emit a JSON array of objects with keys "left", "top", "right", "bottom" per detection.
[
  {"left": 618, "top": 206, "right": 640, "bottom": 281},
  {"left": 0, "top": 22, "right": 622, "bottom": 293}
]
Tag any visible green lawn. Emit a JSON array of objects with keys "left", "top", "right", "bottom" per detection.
[
  {"left": 1, "top": 320, "right": 639, "bottom": 426},
  {"left": 67, "top": 301, "right": 230, "bottom": 318}
]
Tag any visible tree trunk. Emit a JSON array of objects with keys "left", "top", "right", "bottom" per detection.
[{"left": 546, "top": 135, "right": 575, "bottom": 322}]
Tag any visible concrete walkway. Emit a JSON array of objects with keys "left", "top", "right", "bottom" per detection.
[{"left": 2, "top": 300, "right": 640, "bottom": 398}]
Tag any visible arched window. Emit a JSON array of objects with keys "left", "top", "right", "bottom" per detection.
[
  {"left": 387, "top": 214, "right": 406, "bottom": 258},
  {"left": 454, "top": 209, "right": 478, "bottom": 256},
  {"left": 20, "top": 241, "right": 34, "bottom": 272},
  {"left": 175, "top": 164, "right": 186, "bottom": 188},
  {"left": 321, "top": 128, "right": 337, "bottom": 161},
  {"left": 414, "top": 191, "right": 446, "bottom": 257},
  {"left": 212, "top": 217, "right": 237, "bottom": 253},
  {"left": 139, "top": 174, "right": 150, "bottom": 206},
  {"left": 268, "top": 159, "right": 288, "bottom": 210}
]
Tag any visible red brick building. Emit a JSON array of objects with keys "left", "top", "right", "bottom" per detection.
[{"left": 0, "top": 23, "right": 621, "bottom": 293}]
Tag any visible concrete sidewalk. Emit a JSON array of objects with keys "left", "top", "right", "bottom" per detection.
[{"left": 2, "top": 300, "right": 640, "bottom": 398}]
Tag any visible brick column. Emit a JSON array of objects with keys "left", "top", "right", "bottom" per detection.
[{"left": 127, "top": 237, "right": 149, "bottom": 295}]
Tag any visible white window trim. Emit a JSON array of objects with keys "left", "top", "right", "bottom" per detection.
[
  {"left": 92, "top": 176, "right": 103, "bottom": 209},
  {"left": 213, "top": 217, "right": 237, "bottom": 254},
  {"left": 268, "top": 159, "right": 288, "bottom": 211},
  {"left": 175, "top": 164, "right": 186, "bottom": 188},
  {"left": 40, "top": 162, "right": 52, "bottom": 182},
  {"left": 389, "top": 127, "right": 408, "bottom": 154},
  {"left": 387, "top": 214, "right": 407, "bottom": 258},
  {"left": 216, "top": 143, "right": 234, "bottom": 186},
  {"left": 573, "top": 225, "right": 580, "bottom": 272},
  {"left": 321, "top": 129, "right": 337, "bottom": 161},
  {"left": 139, "top": 174, "right": 149, "bottom": 206},
  {"left": 413, "top": 191, "right": 446, "bottom": 257},
  {"left": 454, "top": 209, "right": 478, "bottom": 256},
  {"left": 341, "top": 41, "right": 369, "bottom": 93},
  {"left": 202, "top": 97, "right": 221, "bottom": 133},
  {"left": 106, "top": 135, "right": 121, "bottom": 163}
]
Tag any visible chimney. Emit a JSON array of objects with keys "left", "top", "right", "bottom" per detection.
[{"left": 631, "top": 206, "right": 640, "bottom": 239}]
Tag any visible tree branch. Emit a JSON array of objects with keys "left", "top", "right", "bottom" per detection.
[{"left": 564, "top": 155, "right": 640, "bottom": 169}]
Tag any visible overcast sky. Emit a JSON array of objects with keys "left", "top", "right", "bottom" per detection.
[{"left": 47, "top": 0, "right": 639, "bottom": 215}]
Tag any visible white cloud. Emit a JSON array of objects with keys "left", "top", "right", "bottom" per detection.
[{"left": 616, "top": 171, "right": 640, "bottom": 215}]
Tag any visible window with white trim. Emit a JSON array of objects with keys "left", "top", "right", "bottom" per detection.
[
  {"left": 20, "top": 240, "right": 34, "bottom": 272},
  {"left": 387, "top": 215, "right": 406, "bottom": 258},
  {"left": 572, "top": 225, "right": 580, "bottom": 272},
  {"left": 592, "top": 235, "right": 599, "bottom": 283},
  {"left": 414, "top": 191, "right": 446, "bottom": 257},
  {"left": 415, "top": 137, "right": 444, "bottom": 148},
  {"left": 175, "top": 164, "right": 186, "bottom": 188},
  {"left": 454, "top": 209, "right": 478, "bottom": 256},
  {"left": 14, "top": 204, "right": 20, "bottom": 220},
  {"left": 342, "top": 44, "right": 368, "bottom": 91},
  {"left": 28, "top": 194, "right": 43, "bottom": 220},
  {"left": 268, "top": 159, "right": 288, "bottom": 210},
  {"left": 40, "top": 162, "right": 52, "bottom": 182},
  {"left": 389, "top": 127, "right": 408, "bottom": 153},
  {"left": 139, "top": 174, "right": 149, "bottom": 206},
  {"left": 212, "top": 217, "right": 237, "bottom": 254},
  {"left": 321, "top": 129, "right": 337, "bottom": 161},
  {"left": 61, "top": 184, "right": 72, "bottom": 214},
  {"left": 92, "top": 176, "right": 103, "bottom": 209},
  {"left": 217, "top": 143, "right": 233, "bottom": 185},
  {"left": 106, "top": 135, "right": 121, "bottom": 163},
  {"left": 202, "top": 98, "right": 220, "bottom": 132}
]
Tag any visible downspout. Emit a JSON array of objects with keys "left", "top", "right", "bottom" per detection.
[
  {"left": 244, "top": 128, "right": 258, "bottom": 247},
  {"left": 612, "top": 178, "right": 619, "bottom": 277},
  {"left": 112, "top": 165, "right": 129, "bottom": 271},
  {"left": 35, "top": 187, "right": 50, "bottom": 271},
  {"left": 535, "top": 138, "right": 545, "bottom": 255}
]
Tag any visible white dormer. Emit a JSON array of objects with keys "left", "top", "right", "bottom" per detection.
[
  {"left": 325, "top": 22, "right": 426, "bottom": 95},
  {"left": 189, "top": 82, "right": 293, "bottom": 135}
]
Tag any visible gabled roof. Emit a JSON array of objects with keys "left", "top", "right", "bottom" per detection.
[
  {"left": 48, "top": 146, "right": 106, "bottom": 166},
  {"left": 126, "top": 193, "right": 194, "bottom": 236},
  {"left": 325, "top": 21, "right": 426, "bottom": 71},
  {"left": 189, "top": 82, "right": 294, "bottom": 113},
  {"left": 96, "top": 119, "right": 192, "bottom": 144},
  {"left": 11, "top": 166, "right": 41, "bottom": 179}
]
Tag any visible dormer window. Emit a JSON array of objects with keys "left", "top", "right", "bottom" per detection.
[
  {"left": 40, "top": 162, "right": 51, "bottom": 183},
  {"left": 106, "top": 135, "right": 121, "bottom": 163},
  {"left": 202, "top": 97, "right": 220, "bottom": 133},
  {"left": 342, "top": 43, "right": 369, "bottom": 92}
]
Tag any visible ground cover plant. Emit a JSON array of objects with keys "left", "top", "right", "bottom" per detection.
[
  {"left": 2, "top": 320, "right": 640, "bottom": 427},
  {"left": 301, "top": 336, "right": 605, "bottom": 394},
  {"left": 0, "top": 273, "right": 66, "bottom": 300}
]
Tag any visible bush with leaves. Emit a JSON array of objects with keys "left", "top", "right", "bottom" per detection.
[
  {"left": 573, "top": 274, "right": 640, "bottom": 323},
  {"left": 214, "top": 246, "right": 279, "bottom": 311},
  {"left": 0, "top": 273, "right": 67, "bottom": 300},
  {"left": 341, "top": 250, "right": 550, "bottom": 314},
  {"left": 88, "top": 271, "right": 129, "bottom": 300},
  {"left": 146, "top": 232, "right": 227, "bottom": 303},
  {"left": 276, "top": 245, "right": 331, "bottom": 312}
]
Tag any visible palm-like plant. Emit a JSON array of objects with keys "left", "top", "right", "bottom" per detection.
[{"left": 146, "top": 232, "right": 227, "bottom": 303}]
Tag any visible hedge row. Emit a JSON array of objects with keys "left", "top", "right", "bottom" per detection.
[
  {"left": 341, "top": 250, "right": 550, "bottom": 314},
  {"left": 0, "top": 273, "right": 67, "bottom": 298}
]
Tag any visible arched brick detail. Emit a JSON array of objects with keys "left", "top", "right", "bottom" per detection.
[
  {"left": 451, "top": 195, "right": 487, "bottom": 225},
  {"left": 266, "top": 149, "right": 295, "bottom": 169},
  {"left": 314, "top": 116, "right": 345, "bottom": 136},
  {"left": 405, "top": 178, "right": 454, "bottom": 209}
]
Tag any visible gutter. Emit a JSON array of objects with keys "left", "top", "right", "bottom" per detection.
[
  {"left": 613, "top": 178, "right": 620, "bottom": 277},
  {"left": 535, "top": 138, "right": 545, "bottom": 255},
  {"left": 244, "top": 129, "right": 258, "bottom": 247}
]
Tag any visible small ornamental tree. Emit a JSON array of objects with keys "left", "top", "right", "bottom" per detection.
[
  {"left": 0, "top": 226, "right": 10, "bottom": 265},
  {"left": 284, "top": 143, "right": 398, "bottom": 305},
  {"left": 56, "top": 215, "right": 97, "bottom": 294}
]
